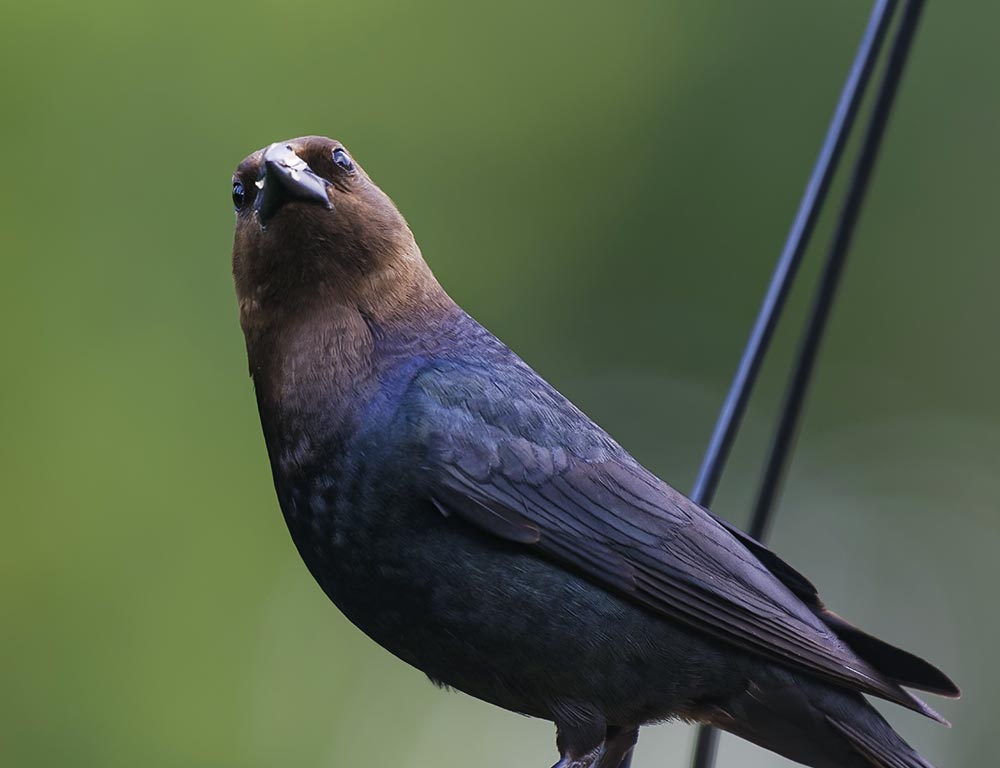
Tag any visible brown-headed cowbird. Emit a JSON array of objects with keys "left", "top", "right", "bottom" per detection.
[{"left": 230, "top": 136, "right": 958, "bottom": 768}]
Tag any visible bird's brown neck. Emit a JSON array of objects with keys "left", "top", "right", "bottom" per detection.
[{"left": 241, "top": 248, "right": 455, "bottom": 441}]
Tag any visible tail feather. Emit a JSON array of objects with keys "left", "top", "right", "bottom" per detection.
[
  {"left": 820, "top": 610, "right": 960, "bottom": 699},
  {"left": 826, "top": 715, "right": 934, "bottom": 768},
  {"left": 709, "top": 512, "right": 960, "bottom": 699},
  {"left": 711, "top": 667, "right": 940, "bottom": 768}
]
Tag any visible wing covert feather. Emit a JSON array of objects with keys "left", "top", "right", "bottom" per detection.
[{"left": 403, "top": 361, "right": 945, "bottom": 719}]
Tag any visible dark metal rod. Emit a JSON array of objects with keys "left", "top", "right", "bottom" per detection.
[
  {"left": 688, "top": 0, "right": 899, "bottom": 508},
  {"left": 688, "top": 0, "right": 924, "bottom": 768},
  {"left": 684, "top": 6, "right": 898, "bottom": 768},
  {"left": 688, "top": 2, "right": 928, "bottom": 764},
  {"left": 620, "top": 3, "right": 902, "bottom": 768},
  {"left": 687, "top": 2, "right": 928, "bottom": 768},
  {"left": 747, "top": 0, "right": 927, "bottom": 544}
]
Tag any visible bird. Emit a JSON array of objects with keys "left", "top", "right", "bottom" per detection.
[{"left": 230, "top": 135, "right": 959, "bottom": 768}]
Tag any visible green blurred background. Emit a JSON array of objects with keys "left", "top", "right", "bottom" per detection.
[{"left": 2, "top": 1, "right": 995, "bottom": 766}]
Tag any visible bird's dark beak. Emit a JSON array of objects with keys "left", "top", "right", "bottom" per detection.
[{"left": 255, "top": 143, "right": 332, "bottom": 226}]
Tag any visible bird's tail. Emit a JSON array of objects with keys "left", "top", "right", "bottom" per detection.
[{"left": 710, "top": 667, "right": 938, "bottom": 768}]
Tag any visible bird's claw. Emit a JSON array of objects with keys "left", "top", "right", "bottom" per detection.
[{"left": 551, "top": 744, "right": 605, "bottom": 768}]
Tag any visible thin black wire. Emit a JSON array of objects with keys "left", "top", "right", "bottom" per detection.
[
  {"left": 747, "top": 0, "right": 927, "bottom": 544},
  {"left": 687, "top": 2, "right": 928, "bottom": 768},
  {"left": 620, "top": 2, "right": 906, "bottom": 768},
  {"left": 689, "top": 0, "right": 899, "bottom": 508}
]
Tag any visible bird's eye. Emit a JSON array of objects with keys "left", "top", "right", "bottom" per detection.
[
  {"left": 332, "top": 148, "right": 355, "bottom": 172},
  {"left": 232, "top": 180, "right": 246, "bottom": 210}
]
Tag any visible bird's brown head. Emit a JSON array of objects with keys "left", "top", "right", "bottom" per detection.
[{"left": 231, "top": 136, "right": 436, "bottom": 337}]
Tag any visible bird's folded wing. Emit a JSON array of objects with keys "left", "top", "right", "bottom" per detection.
[{"left": 403, "top": 361, "right": 945, "bottom": 720}]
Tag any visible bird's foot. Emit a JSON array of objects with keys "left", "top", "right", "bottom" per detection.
[
  {"left": 597, "top": 726, "right": 639, "bottom": 768},
  {"left": 551, "top": 743, "right": 605, "bottom": 768}
]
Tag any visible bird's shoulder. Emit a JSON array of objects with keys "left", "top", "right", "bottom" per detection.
[{"left": 395, "top": 332, "right": 623, "bottom": 459}]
